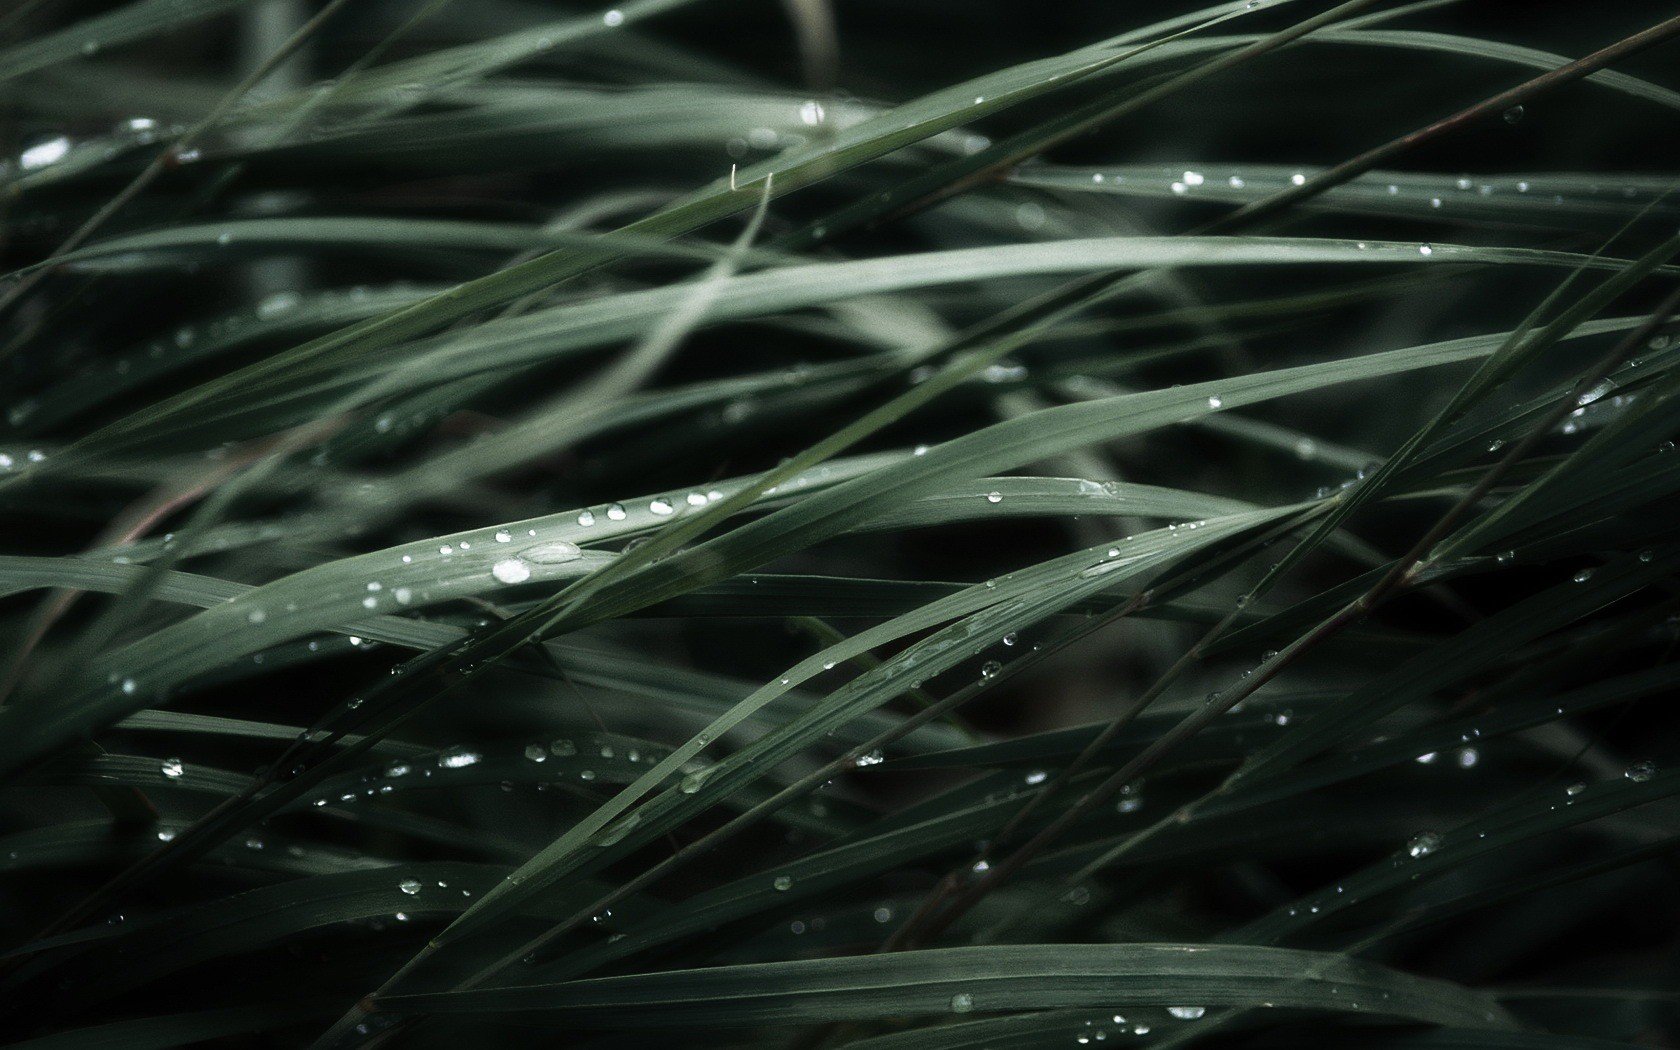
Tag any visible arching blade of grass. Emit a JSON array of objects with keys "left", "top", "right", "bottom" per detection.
[
  {"left": 0, "top": 0, "right": 251, "bottom": 83},
  {"left": 381, "top": 942, "right": 1512, "bottom": 1030}
]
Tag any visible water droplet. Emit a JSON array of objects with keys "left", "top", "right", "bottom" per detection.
[
  {"left": 1002, "top": 633, "right": 1017, "bottom": 646},
  {"left": 577, "top": 509, "right": 596, "bottom": 527},
  {"left": 522, "top": 540, "right": 582, "bottom": 564},
  {"left": 492, "top": 559, "right": 532, "bottom": 584},
  {"left": 1206, "top": 395, "right": 1223, "bottom": 409},
  {"left": 399, "top": 878, "right": 422, "bottom": 895},
  {"left": 1566, "top": 782, "right": 1586, "bottom": 796},
  {"left": 1625, "top": 760, "right": 1657, "bottom": 782},
  {"left": 773, "top": 875, "right": 793, "bottom": 891},
  {"left": 524, "top": 744, "right": 547, "bottom": 763},
  {"left": 1407, "top": 832, "right": 1441, "bottom": 858},
  {"left": 650, "top": 498, "right": 674, "bottom": 515},
  {"left": 799, "top": 100, "right": 826, "bottom": 126},
  {"left": 1024, "top": 770, "right": 1047, "bottom": 785},
  {"left": 20, "top": 135, "right": 70, "bottom": 170},
  {"left": 160, "top": 757, "right": 184, "bottom": 779},
  {"left": 980, "top": 660, "right": 1002, "bottom": 680},
  {"left": 1418, "top": 244, "right": 1434, "bottom": 256},
  {"left": 1503, "top": 104, "right": 1524, "bottom": 124},
  {"left": 986, "top": 491, "right": 1003, "bottom": 504},
  {"left": 1573, "top": 568, "right": 1594, "bottom": 583},
  {"left": 602, "top": 8, "right": 624, "bottom": 26},
  {"left": 949, "top": 993, "right": 975, "bottom": 1013},
  {"left": 855, "top": 749, "right": 884, "bottom": 767},
  {"left": 1168, "top": 1006, "right": 1205, "bottom": 1020},
  {"left": 606, "top": 503, "right": 627, "bottom": 521}
]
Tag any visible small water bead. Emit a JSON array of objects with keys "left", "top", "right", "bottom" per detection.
[
  {"left": 1182, "top": 170, "right": 1204, "bottom": 187},
  {"left": 247, "top": 609, "right": 267, "bottom": 624},
  {"left": 1573, "top": 568, "right": 1595, "bottom": 584},
  {"left": 1206, "top": 395, "right": 1223, "bottom": 409},
  {"left": 1418, "top": 244, "right": 1433, "bottom": 256},
  {"left": 1625, "top": 760, "right": 1657, "bottom": 782},
  {"left": 1503, "top": 104, "right": 1525, "bottom": 124},
  {"left": 980, "top": 660, "right": 1002, "bottom": 680},
  {"left": 20, "top": 135, "right": 70, "bottom": 170},
  {"left": 492, "top": 559, "right": 532, "bottom": 584},
  {"left": 986, "top": 491, "right": 1003, "bottom": 504},
  {"left": 1228, "top": 175, "right": 1245, "bottom": 188},
  {"left": 606, "top": 503, "right": 628, "bottom": 521},
  {"left": 550, "top": 738, "right": 578, "bottom": 757},
  {"left": 1168, "top": 1007, "right": 1206, "bottom": 1020},
  {"left": 160, "top": 757, "right": 185, "bottom": 779},
  {"left": 855, "top": 749, "right": 885, "bottom": 767},
  {"left": 120, "top": 678, "right": 137, "bottom": 695},
  {"left": 524, "top": 744, "right": 547, "bottom": 763},
  {"left": 1415, "top": 751, "right": 1438, "bottom": 764},
  {"left": 773, "top": 875, "right": 794, "bottom": 891},
  {"left": 1002, "top": 632, "right": 1018, "bottom": 646},
  {"left": 602, "top": 8, "right": 624, "bottom": 26},
  {"left": 440, "top": 749, "right": 481, "bottom": 769},
  {"left": 1407, "top": 831, "right": 1441, "bottom": 858},
  {"left": 1566, "top": 782, "right": 1587, "bottom": 796},
  {"left": 1457, "top": 748, "right": 1479, "bottom": 768},
  {"left": 1024, "top": 770, "right": 1048, "bottom": 785},
  {"left": 522, "top": 540, "right": 582, "bottom": 564},
  {"left": 798, "top": 99, "right": 826, "bottom": 126},
  {"left": 873, "top": 906, "right": 893, "bottom": 923},
  {"left": 1290, "top": 172, "right": 1306, "bottom": 186},
  {"left": 949, "top": 993, "right": 975, "bottom": 1013},
  {"left": 399, "top": 878, "right": 422, "bottom": 896},
  {"left": 649, "top": 498, "right": 675, "bottom": 515}
]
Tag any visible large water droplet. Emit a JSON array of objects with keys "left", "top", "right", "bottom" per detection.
[
  {"left": 1407, "top": 831, "right": 1441, "bottom": 858},
  {"left": 492, "top": 559, "right": 531, "bottom": 584},
  {"left": 522, "top": 540, "right": 582, "bottom": 564},
  {"left": 1625, "top": 759, "right": 1657, "bottom": 782}
]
